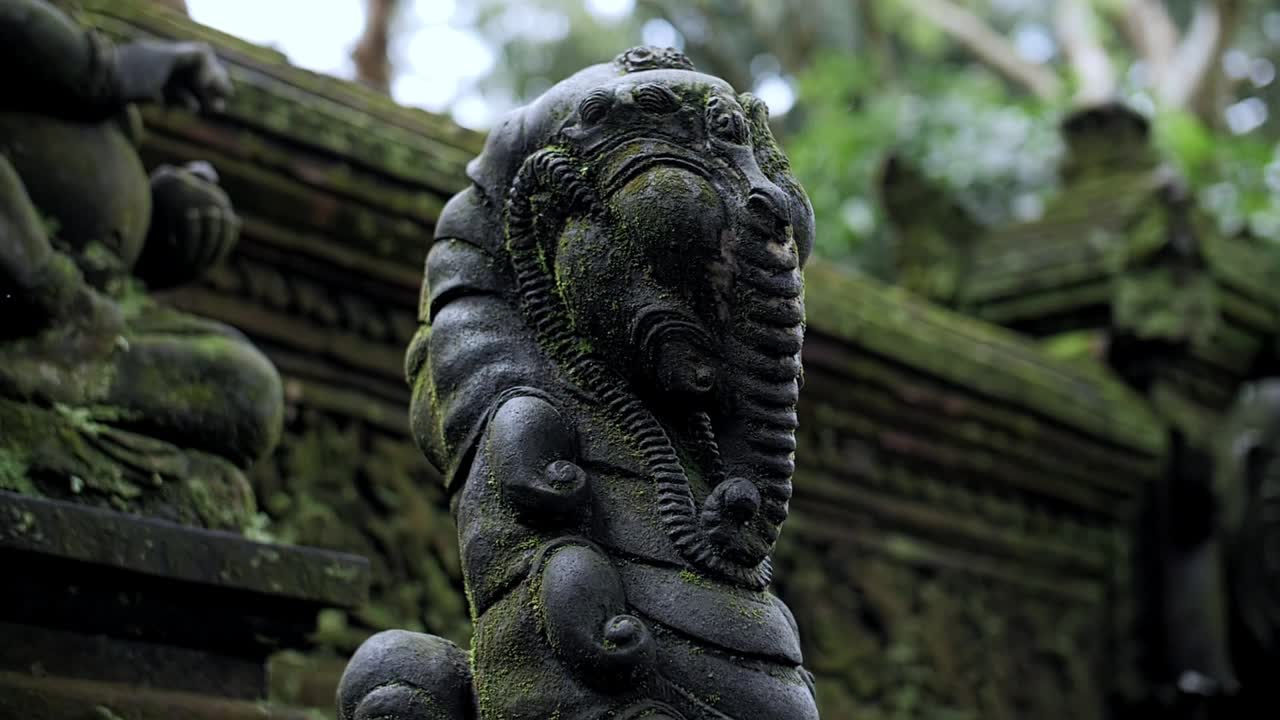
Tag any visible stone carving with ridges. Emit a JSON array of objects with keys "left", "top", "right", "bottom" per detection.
[{"left": 338, "top": 46, "right": 820, "bottom": 719}]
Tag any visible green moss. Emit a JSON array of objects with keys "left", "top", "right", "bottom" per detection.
[
  {"left": 804, "top": 260, "right": 1167, "bottom": 458},
  {"left": 0, "top": 395, "right": 257, "bottom": 530},
  {"left": 92, "top": 705, "right": 126, "bottom": 720},
  {"left": 679, "top": 569, "right": 715, "bottom": 589},
  {"left": 0, "top": 448, "right": 34, "bottom": 494}
]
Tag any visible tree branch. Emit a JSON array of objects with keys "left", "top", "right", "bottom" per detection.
[
  {"left": 1056, "top": 0, "right": 1117, "bottom": 103},
  {"left": 1121, "top": 0, "right": 1179, "bottom": 73},
  {"left": 864, "top": 0, "right": 898, "bottom": 83},
  {"left": 638, "top": 0, "right": 752, "bottom": 92},
  {"left": 900, "top": 0, "right": 1063, "bottom": 100},
  {"left": 352, "top": 0, "right": 398, "bottom": 94},
  {"left": 1158, "top": 0, "right": 1242, "bottom": 115}
]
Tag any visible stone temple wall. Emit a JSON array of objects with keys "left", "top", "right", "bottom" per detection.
[
  {"left": 82, "top": 3, "right": 1168, "bottom": 718},
  {"left": 781, "top": 266, "right": 1163, "bottom": 718}
]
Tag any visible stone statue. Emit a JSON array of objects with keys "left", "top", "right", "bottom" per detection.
[
  {"left": 879, "top": 152, "right": 978, "bottom": 304},
  {"left": 0, "top": 0, "right": 282, "bottom": 531},
  {"left": 1207, "top": 381, "right": 1280, "bottom": 697},
  {"left": 1138, "top": 379, "right": 1280, "bottom": 714},
  {"left": 339, "top": 47, "right": 819, "bottom": 719}
]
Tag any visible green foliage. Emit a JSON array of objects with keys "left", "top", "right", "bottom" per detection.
[
  {"left": 784, "top": 54, "right": 1061, "bottom": 277},
  {"left": 784, "top": 16, "right": 1280, "bottom": 278},
  {"left": 1156, "top": 111, "right": 1280, "bottom": 240},
  {"left": 782, "top": 56, "right": 899, "bottom": 275},
  {"left": 463, "top": 0, "right": 652, "bottom": 110},
  {"left": 439, "top": 1, "right": 1280, "bottom": 276}
]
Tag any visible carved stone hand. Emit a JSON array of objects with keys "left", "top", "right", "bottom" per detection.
[
  {"left": 135, "top": 161, "right": 241, "bottom": 289},
  {"left": 115, "top": 40, "right": 233, "bottom": 112}
]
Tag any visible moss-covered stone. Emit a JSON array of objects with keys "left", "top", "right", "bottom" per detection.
[
  {"left": 0, "top": 397, "right": 256, "bottom": 530},
  {"left": 1, "top": 0, "right": 285, "bottom": 535},
  {"left": 56, "top": 6, "right": 1180, "bottom": 718}
]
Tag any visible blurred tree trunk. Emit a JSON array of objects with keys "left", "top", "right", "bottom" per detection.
[
  {"left": 1056, "top": 0, "right": 1116, "bottom": 104},
  {"left": 1122, "top": 0, "right": 1178, "bottom": 74},
  {"left": 900, "top": 0, "right": 1246, "bottom": 127},
  {"left": 1122, "top": 0, "right": 1245, "bottom": 126},
  {"left": 353, "top": 0, "right": 397, "bottom": 94},
  {"left": 863, "top": 0, "right": 897, "bottom": 83},
  {"left": 1165, "top": 0, "right": 1244, "bottom": 127},
  {"left": 899, "top": 0, "right": 1063, "bottom": 100}
]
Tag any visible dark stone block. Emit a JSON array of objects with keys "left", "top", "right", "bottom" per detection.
[
  {"left": 0, "top": 670, "right": 315, "bottom": 720},
  {"left": 0, "top": 491, "right": 368, "bottom": 705}
]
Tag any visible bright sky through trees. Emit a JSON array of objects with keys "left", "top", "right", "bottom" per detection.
[{"left": 187, "top": 0, "right": 797, "bottom": 129}]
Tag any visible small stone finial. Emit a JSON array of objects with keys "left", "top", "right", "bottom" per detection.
[
  {"left": 1057, "top": 101, "right": 1159, "bottom": 183},
  {"left": 613, "top": 45, "right": 695, "bottom": 73}
]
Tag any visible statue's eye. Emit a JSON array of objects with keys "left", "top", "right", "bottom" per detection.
[
  {"left": 579, "top": 90, "right": 614, "bottom": 125},
  {"left": 705, "top": 96, "right": 749, "bottom": 144},
  {"left": 633, "top": 83, "right": 679, "bottom": 114}
]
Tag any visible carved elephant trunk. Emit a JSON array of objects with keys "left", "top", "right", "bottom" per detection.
[{"left": 341, "top": 46, "right": 820, "bottom": 720}]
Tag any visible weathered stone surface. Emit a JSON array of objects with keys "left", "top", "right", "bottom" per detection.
[
  {"left": 1206, "top": 381, "right": 1280, "bottom": 712},
  {"left": 0, "top": 492, "right": 369, "bottom": 658},
  {"left": 0, "top": 671, "right": 313, "bottom": 720},
  {"left": 0, "top": 491, "right": 368, "bottom": 606},
  {"left": 885, "top": 103, "right": 1280, "bottom": 450},
  {"left": 70, "top": 4, "right": 1172, "bottom": 718},
  {"left": 341, "top": 45, "right": 820, "bottom": 720},
  {"left": 785, "top": 264, "right": 1162, "bottom": 718},
  {"left": 0, "top": 490, "right": 368, "bottom": 717}
]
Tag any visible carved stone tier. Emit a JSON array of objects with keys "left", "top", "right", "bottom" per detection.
[
  {"left": 0, "top": 490, "right": 369, "bottom": 719},
  {"left": 790, "top": 263, "right": 1165, "bottom": 717}
]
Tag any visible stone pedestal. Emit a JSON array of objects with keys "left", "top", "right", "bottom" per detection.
[{"left": 0, "top": 491, "right": 369, "bottom": 719}]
